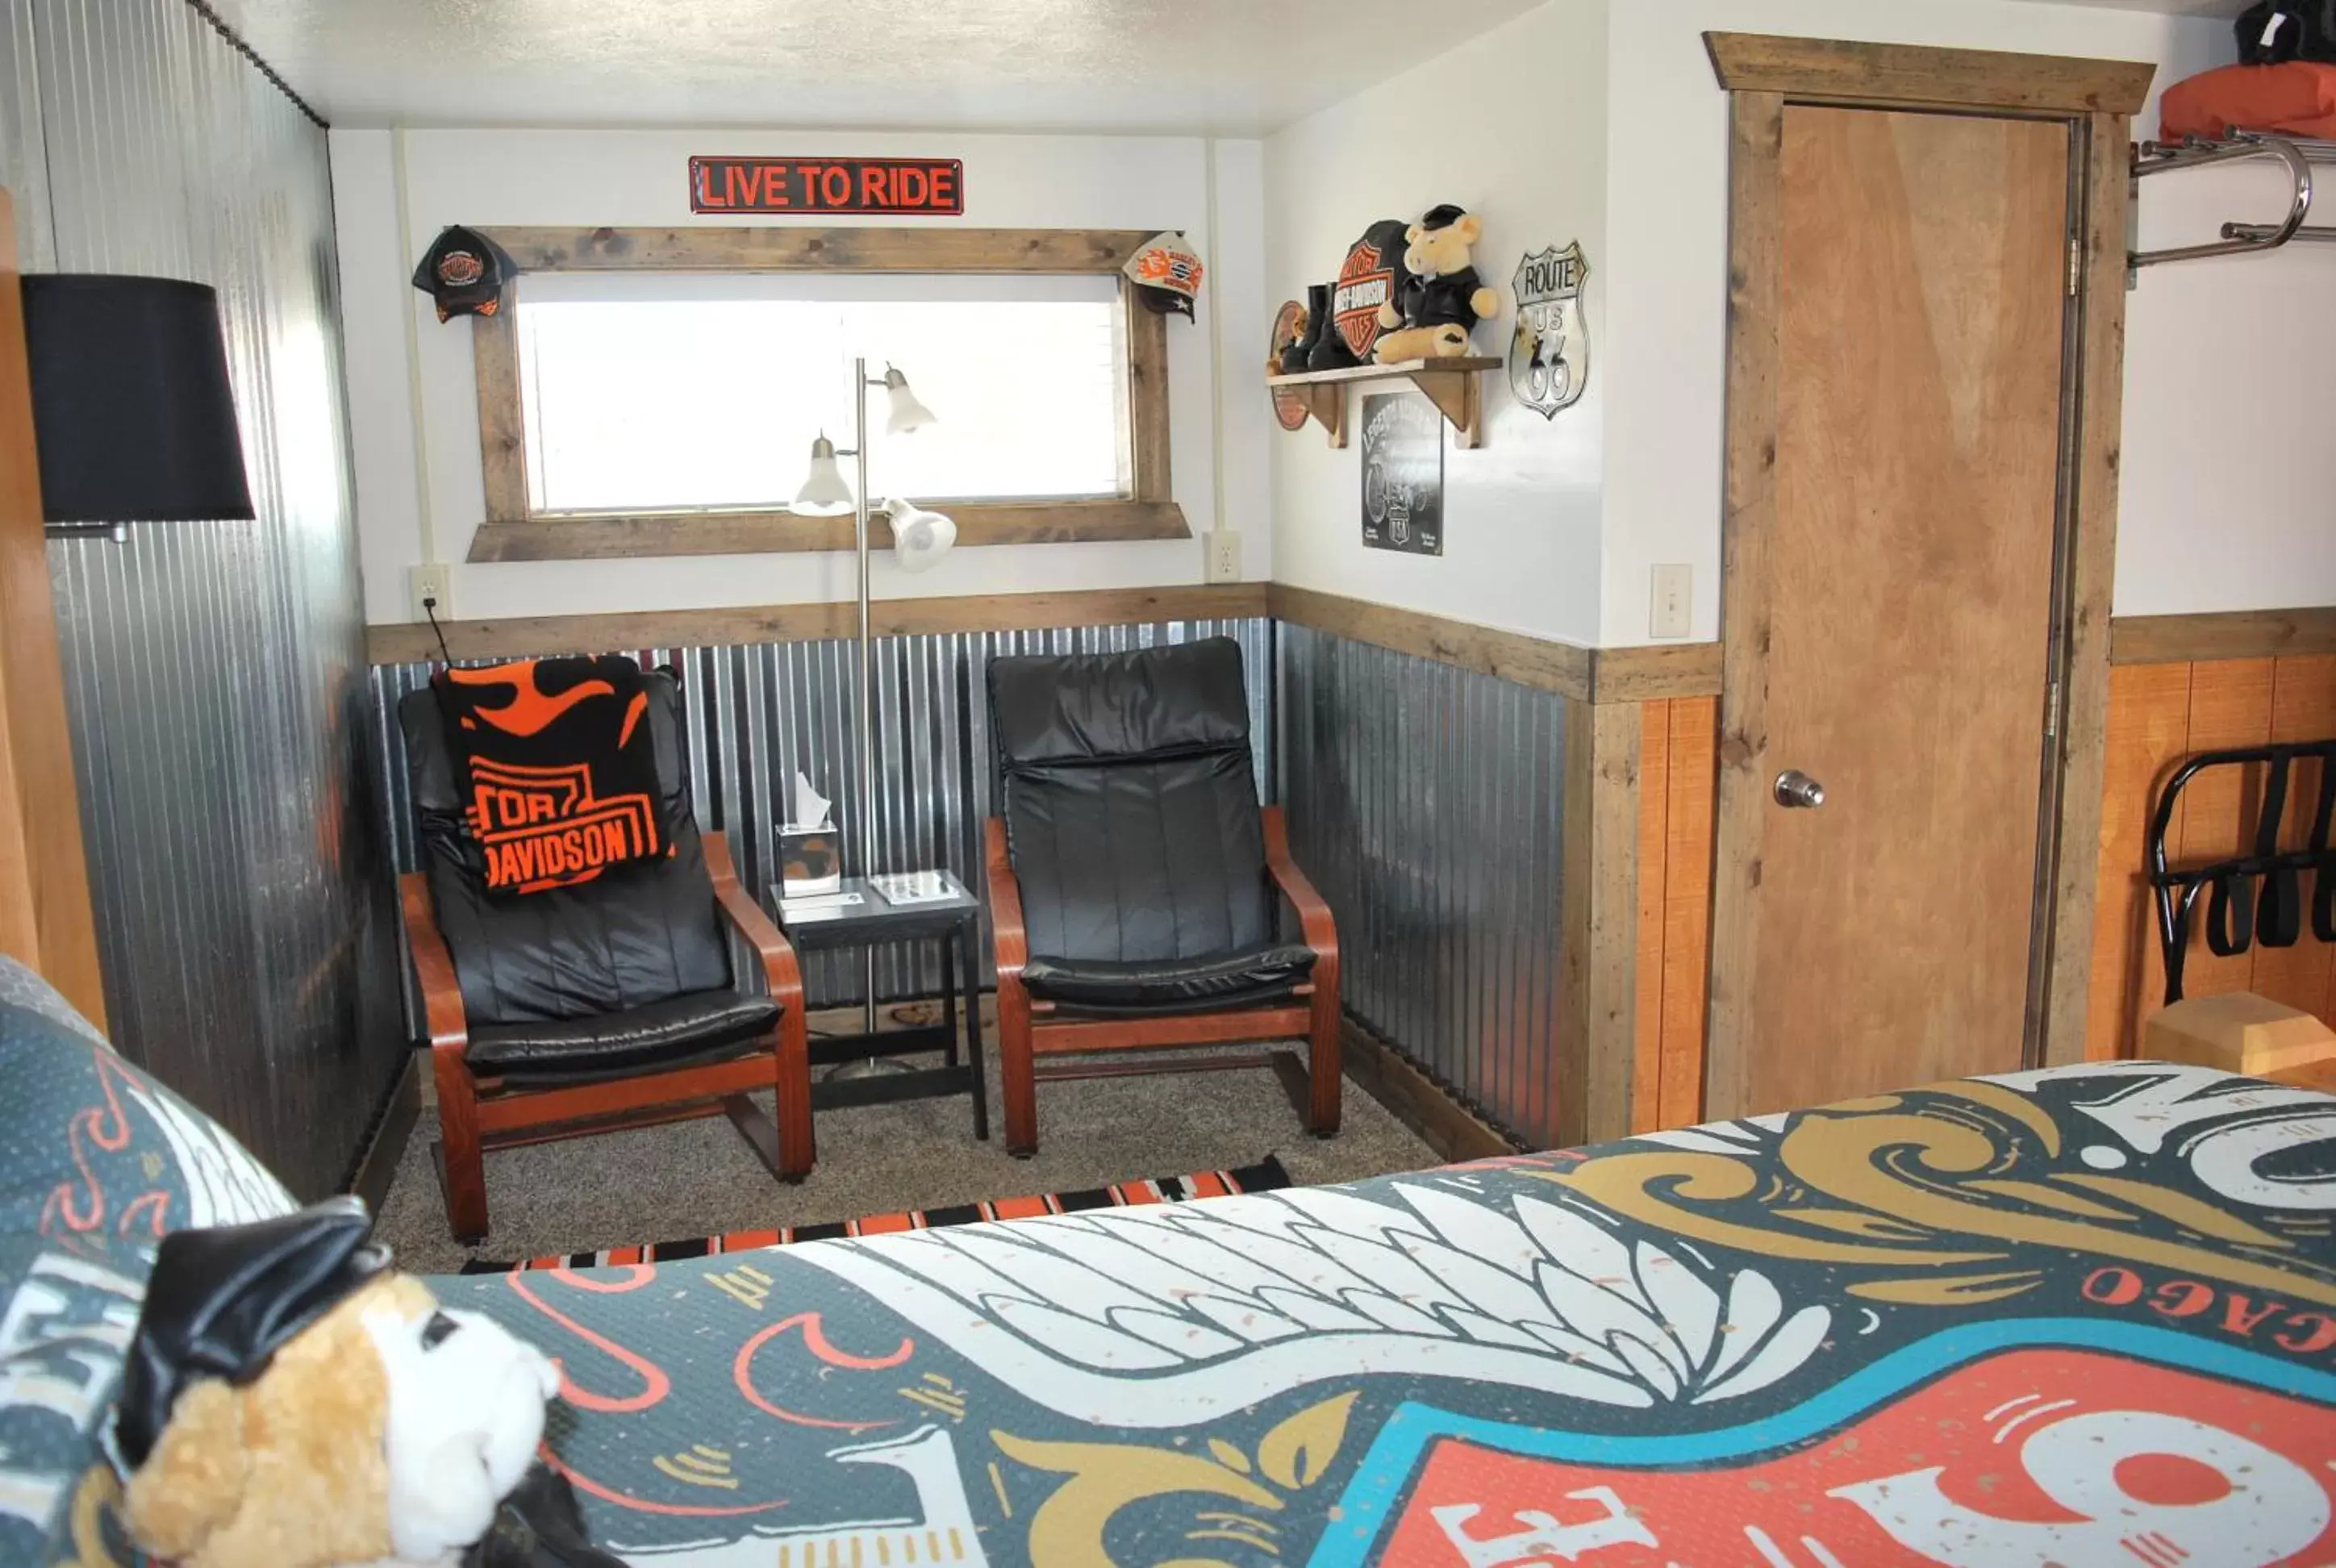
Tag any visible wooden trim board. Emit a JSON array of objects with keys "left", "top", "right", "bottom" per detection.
[
  {"left": 2111, "top": 607, "right": 2336, "bottom": 665},
  {"left": 1266, "top": 585, "right": 1719, "bottom": 704},
  {"left": 2041, "top": 112, "right": 2134, "bottom": 1066},
  {"left": 480, "top": 226, "right": 1153, "bottom": 274},
  {"left": 1703, "top": 89, "right": 1787, "bottom": 1122},
  {"left": 381, "top": 582, "right": 1727, "bottom": 697},
  {"left": 467, "top": 500, "right": 1190, "bottom": 562},
  {"left": 1593, "top": 641, "right": 1725, "bottom": 704},
  {"left": 1563, "top": 697, "right": 1645, "bottom": 1144},
  {"left": 472, "top": 307, "right": 528, "bottom": 528},
  {"left": 0, "top": 189, "right": 106, "bottom": 1026},
  {"left": 1271, "top": 584, "right": 1589, "bottom": 698},
  {"left": 1337, "top": 1015, "right": 1519, "bottom": 1163},
  {"left": 1704, "top": 32, "right": 2154, "bottom": 114},
  {"left": 367, "top": 584, "right": 1267, "bottom": 664}
]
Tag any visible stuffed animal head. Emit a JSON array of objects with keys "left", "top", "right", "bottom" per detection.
[
  {"left": 117, "top": 1199, "right": 558, "bottom": 1568},
  {"left": 1404, "top": 204, "right": 1484, "bottom": 277}
]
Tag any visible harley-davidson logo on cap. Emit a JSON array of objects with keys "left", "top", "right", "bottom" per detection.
[
  {"left": 1122, "top": 231, "right": 1205, "bottom": 319},
  {"left": 435, "top": 250, "right": 485, "bottom": 289}
]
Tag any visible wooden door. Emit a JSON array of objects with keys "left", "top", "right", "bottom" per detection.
[{"left": 1707, "top": 106, "right": 2071, "bottom": 1118}]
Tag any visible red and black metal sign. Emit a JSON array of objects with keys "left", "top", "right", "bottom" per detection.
[{"left": 689, "top": 156, "right": 964, "bottom": 215}]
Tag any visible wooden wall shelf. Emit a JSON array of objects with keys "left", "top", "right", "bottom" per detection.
[{"left": 1266, "top": 357, "right": 1500, "bottom": 449}]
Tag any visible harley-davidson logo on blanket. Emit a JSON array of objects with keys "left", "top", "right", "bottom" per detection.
[{"left": 435, "top": 657, "right": 665, "bottom": 895}]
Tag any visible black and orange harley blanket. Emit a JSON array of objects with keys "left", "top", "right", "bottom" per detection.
[
  {"left": 433, "top": 656, "right": 664, "bottom": 895},
  {"left": 421, "top": 1062, "right": 2336, "bottom": 1566}
]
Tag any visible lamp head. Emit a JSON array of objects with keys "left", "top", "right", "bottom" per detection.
[
  {"left": 21, "top": 275, "right": 254, "bottom": 523},
  {"left": 886, "top": 498, "right": 956, "bottom": 573},
  {"left": 880, "top": 365, "right": 936, "bottom": 435},
  {"left": 789, "top": 433, "right": 856, "bottom": 516}
]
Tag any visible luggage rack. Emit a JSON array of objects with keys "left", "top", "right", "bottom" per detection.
[
  {"left": 2131, "top": 131, "right": 2335, "bottom": 270},
  {"left": 2146, "top": 739, "right": 2336, "bottom": 1006}
]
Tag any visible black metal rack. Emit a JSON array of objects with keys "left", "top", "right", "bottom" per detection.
[{"left": 2146, "top": 738, "right": 2336, "bottom": 1004}]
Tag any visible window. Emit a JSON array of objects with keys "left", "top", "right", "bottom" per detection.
[
  {"left": 518, "top": 273, "right": 1127, "bottom": 513},
  {"left": 466, "top": 227, "right": 1183, "bottom": 561}
]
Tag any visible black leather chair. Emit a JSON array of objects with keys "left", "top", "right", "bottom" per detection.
[
  {"left": 398, "top": 669, "right": 811, "bottom": 1242},
  {"left": 984, "top": 638, "right": 1341, "bottom": 1155}
]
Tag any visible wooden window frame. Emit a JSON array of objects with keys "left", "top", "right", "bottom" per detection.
[{"left": 464, "top": 226, "right": 1186, "bottom": 562}]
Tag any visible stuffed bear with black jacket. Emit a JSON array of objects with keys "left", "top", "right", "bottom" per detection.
[{"left": 1373, "top": 204, "right": 1500, "bottom": 362}]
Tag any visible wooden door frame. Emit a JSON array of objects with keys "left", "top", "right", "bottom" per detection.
[{"left": 1701, "top": 35, "right": 2151, "bottom": 1117}]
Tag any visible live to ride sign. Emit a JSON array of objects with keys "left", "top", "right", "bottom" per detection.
[{"left": 689, "top": 156, "right": 963, "bottom": 215}]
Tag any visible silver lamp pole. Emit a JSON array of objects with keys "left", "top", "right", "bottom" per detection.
[
  {"left": 790, "top": 358, "right": 940, "bottom": 1071},
  {"left": 852, "top": 357, "right": 878, "bottom": 1039}
]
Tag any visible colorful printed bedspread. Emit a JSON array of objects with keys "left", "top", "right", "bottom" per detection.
[{"left": 429, "top": 1062, "right": 2336, "bottom": 1566}]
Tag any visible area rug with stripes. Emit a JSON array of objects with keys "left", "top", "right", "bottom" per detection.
[{"left": 459, "top": 1154, "right": 1291, "bottom": 1274}]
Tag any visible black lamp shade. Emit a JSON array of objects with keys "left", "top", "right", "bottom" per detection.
[{"left": 20, "top": 274, "right": 254, "bottom": 523}]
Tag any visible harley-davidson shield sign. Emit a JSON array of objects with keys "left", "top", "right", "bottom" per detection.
[
  {"left": 1333, "top": 219, "right": 1410, "bottom": 361},
  {"left": 1509, "top": 241, "right": 1590, "bottom": 417}
]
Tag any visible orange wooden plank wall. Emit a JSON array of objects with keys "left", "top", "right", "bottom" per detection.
[
  {"left": 1633, "top": 696, "right": 1717, "bottom": 1131},
  {"left": 2087, "top": 653, "right": 2336, "bottom": 1058}
]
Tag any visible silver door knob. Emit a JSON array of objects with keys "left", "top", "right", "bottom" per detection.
[{"left": 1774, "top": 769, "right": 1826, "bottom": 808}]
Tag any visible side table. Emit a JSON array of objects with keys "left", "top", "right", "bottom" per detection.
[{"left": 773, "top": 873, "right": 989, "bottom": 1141}]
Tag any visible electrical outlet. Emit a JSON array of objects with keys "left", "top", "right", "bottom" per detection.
[
  {"left": 1650, "top": 563, "right": 1692, "bottom": 640},
  {"left": 409, "top": 562, "right": 452, "bottom": 622},
  {"left": 1204, "top": 531, "right": 1243, "bottom": 584}
]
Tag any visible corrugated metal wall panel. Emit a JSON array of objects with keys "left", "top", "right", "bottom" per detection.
[
  {"left": 3, "top": 0, "right": 398, "bottom": 1198},
  {"left": 368, "top": 619, "right": 1272, "bottom": 1014},
  {"left": 1279, "top": 624, "right": 1566, "bottom": 1149}
]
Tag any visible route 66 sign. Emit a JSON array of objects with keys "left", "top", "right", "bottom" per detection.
[{"left": 1508, "top": 241, "right": 1590, "bottom": 417}]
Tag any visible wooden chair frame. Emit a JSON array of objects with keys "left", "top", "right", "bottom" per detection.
[
  {"left": 986, "top": 805, "right": 1341, "bottom": 1156},
  {"left": 401, "top": 836, "right": 812, "bottom": 1242}
]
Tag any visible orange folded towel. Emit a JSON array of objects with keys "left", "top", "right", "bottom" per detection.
[{"left": 2160, "top": 60, "right": 2336, "bottom": 141}]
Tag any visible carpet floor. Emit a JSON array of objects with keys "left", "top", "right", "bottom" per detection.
[{"left": 375, "top": 1040, "right": 1441, "bottom": 1276}]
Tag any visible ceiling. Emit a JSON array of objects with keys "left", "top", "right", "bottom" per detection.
[
  {"left": 215, "top": 0, "right": 1553, "bottom": 135},
  {"left": 220, "top": 0, "right": 2249, "bottom": 136},
  {"left": 2039, "top": 0, "right": 2246, "bottom": 10}
]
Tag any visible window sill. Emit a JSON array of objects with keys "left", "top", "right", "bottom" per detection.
[{"left": 466, "top": 501, "right": 1190, "bottom": 562}]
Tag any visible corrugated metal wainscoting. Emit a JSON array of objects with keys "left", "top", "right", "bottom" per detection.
[
  {"left": 369, "top": 619, "right": 1274, "bottom": 1016},
  {"left": 1, "top": 0, "right": 401, "bottom": 1195},
  {"left": 1279, "top": 624, "right": 1568, "bottom": 1149}
]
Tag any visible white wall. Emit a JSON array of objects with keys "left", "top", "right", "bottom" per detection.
[
  {"left": 2120, "top": 145, "right": 2336, "bottom": 615},
  {"left": 1598, "top": 0, "right": 2329, "bottom": 644},
  {"left": 1264, "top": 0, "right": 1609, "bottom": 645},
  {"left": 332, "top": 127, "right": 1272, "bottom": 626}
]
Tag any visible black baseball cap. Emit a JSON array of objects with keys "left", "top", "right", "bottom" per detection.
[{"left": 412, "top": 225, "right": 515, "bottom": 322}]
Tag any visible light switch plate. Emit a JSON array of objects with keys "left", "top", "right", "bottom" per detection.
[
  {"left": 1650, "top": 563, "right": 1692, "bottom": 640},
  {"left": 409, "top": 562, "right": 452, "bottom": 622},
  {"left": 1204, "top": 531, "right": 1243, "bottom": 584}
]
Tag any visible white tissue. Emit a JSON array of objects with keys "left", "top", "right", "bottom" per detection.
[{"left": 790, "top": 770, "right": 832, "bottom": 832}]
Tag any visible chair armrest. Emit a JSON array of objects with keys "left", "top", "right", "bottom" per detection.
[
  {"left": 398, "top": 871, "right": 469, "bottom": 1050},
  {"left": 984, "top": 817, "right": 1028, "bottom": 978},
  {"left": 704, "top": 836, "right": 806, "bottom": 1011},
  {"left": 1262, "top": 806, "right": 1337, "bottom": 960}
]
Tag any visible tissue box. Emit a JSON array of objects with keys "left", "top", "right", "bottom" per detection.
[{"left": 779, "top": 826, "right": 841, "bottom": 896}]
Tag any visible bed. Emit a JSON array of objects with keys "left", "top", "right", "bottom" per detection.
[
  {"left": 424, "top": 1061, "right": 2336, "bottom": 1566},
  {"left": 5, "top": 961, "right": 2334, "bottom": 1566}
]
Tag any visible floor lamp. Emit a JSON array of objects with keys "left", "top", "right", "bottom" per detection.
[{"left": 788, "top": 359, "right": 955, "bottom": 1051}]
